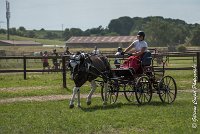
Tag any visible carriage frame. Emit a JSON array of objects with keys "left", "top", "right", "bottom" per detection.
[{"left": 100, "top": 50, "right": 177, "bottom": 104}]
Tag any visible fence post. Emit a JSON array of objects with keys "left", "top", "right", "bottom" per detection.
[
  {"left": 23, "top": 56, "right": 27, "bottom": 80},
  {"left": 197, "top": 52, "right": 200, "bottom": 82},
  {"left": 62, "top": 56, "right": 67, "bottom": 88}
]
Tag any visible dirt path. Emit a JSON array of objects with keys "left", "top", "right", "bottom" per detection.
[
  {"left": 0, "top": 88, "right": 199, "bottom": 104},
  {"left": 0, "top": 94, "right": 101, "bottom": 104},
  {"left": 0, "top": 86, "right": 54, "bottom": 91}
]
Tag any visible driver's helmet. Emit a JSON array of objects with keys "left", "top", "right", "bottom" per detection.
[{"left": 137, "top": 31, "right": 145, "bottom": 37}]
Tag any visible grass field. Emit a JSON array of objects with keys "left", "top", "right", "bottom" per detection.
[
  {"left": 0, "top": 52, "right": 200, "bottom": 133},
  {"left": 0, "top": 93, "right": 199, "bottom": 134}
]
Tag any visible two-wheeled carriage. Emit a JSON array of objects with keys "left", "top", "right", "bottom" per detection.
[{"left": 100, "top": 51, "right": 177, "bottom": 104}]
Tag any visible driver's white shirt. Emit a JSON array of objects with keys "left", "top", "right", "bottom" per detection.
[{"left": 131, "top": 40, "right": 148, "bottom": 52}]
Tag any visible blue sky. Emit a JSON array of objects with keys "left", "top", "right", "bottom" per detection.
[{"left": 0, "top": 0, "right": 200, "bottom": 30}]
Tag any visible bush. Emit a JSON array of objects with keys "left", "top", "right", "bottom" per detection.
[{"left": 177, "top": 45, "right": 187, "bottom": 52}]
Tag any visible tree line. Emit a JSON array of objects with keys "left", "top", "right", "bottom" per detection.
[{"left": 0, "top": 16, "right": 200, "bottom": 46}]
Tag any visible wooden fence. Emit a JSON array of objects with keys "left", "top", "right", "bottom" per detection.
[{"left": 0, "top": 52, "right": 200, "bottom": 88}]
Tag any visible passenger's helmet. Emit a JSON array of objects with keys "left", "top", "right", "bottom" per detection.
[
  {"left": 117, "top": 47, "right": 122, "bottom": 51},
  {"left": 137, "top": 31, "right": 145, "bottom": 37}
]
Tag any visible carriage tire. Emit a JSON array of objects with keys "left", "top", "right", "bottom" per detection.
[
  {"left": 101, "top": 81, "right": 119, "bottom": 104},
  {"left": 135, "top": 76, "right": 152, "bottom": 104},
  {"left": 158, "top": 76, "right": 177, "bottom": 104}
]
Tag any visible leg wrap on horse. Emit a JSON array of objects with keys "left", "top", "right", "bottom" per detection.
[{"left": 69, "top": 87, "right": 79, "bottom": 108}]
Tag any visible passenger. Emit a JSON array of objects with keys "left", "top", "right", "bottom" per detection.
[
  {"left": 114, "top": 47, "right": 123, "bottom": 68},
  {"left": 122, "top": 31, "right": 148, "bottom": 72},
  {"left": 92, "top": 46, "right": 100, "bottom": 55}
]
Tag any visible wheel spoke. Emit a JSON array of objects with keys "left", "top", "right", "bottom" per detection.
[
  {"left": 168, "top": 92, "right": 173, "bottom": 102},
  {"left": 144, "top": 93, "right": 148, "bottom": 102},
  {"left": 138, "top": 90, "right": 142, "bottom": 100},
  {"left": 169, "top": 91, "right": 175, "bottom": 96},
  {"left": 163, "top": 92, "right": 166, "bottom": 102},
  {"left": 167, "top": 78, "right": 172, "bottom": 86},
  {"left": 167, "top": 92, "right": 170, "bottom": 103},
  {"left": 140, "top": 93, "right": 143, "bottom": 103}
]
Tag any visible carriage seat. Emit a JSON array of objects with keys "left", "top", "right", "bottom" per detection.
[{"left": 140, "top": 51, "right": 152, "bottom": 66}]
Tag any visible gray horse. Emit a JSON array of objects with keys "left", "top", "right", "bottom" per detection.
[{"left": 68, "top": 52, "right": 112, "bottom": 108}]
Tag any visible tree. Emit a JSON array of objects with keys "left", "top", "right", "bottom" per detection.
[
  {"left": 18, "top": 26, "right": 26, "bottom": 32},
  {"left": 190, "top": 27, "right": 200, "bottom": 46},
  {"left": 44, "top": 31, "right": 58, "bottom": 39},
  {"left": 70, "top": 28, "right": 83, "bottom": 36},
  {"left": 0, "top": 29, "right": 6, "bottom": 34},
  {"left": 108, "top": 16, "right": 133, "bottom": 35},
  {"left": 9, "top": 27, "right": 17, "bottom": 35},
  {"left": 26, "top": 31, "right": 36, "bottom": 38},
  {"left": 40, "top": 28, "right": 45, "bottom": 31},
  {"left": 63, "top": 28, "right": 71, "bottom": 40}
]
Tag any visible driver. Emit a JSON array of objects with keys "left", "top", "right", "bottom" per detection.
[{"left": 122, "top": 31, "right": 148, "bottom": 72}]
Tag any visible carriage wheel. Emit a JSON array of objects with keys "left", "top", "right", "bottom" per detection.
[
  {"left": 124, "top": 82, "right": 135, "bottom": 102},
  {"left": 101, "top": 80, "right": 119, "bottom": 104},
  {"left": 158, "top": 76, "right": 177, "bottom": 104},
  {"left": 135, "top": 76, "right": 152, "bottom": 104}
]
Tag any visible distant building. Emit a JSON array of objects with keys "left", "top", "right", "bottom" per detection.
[
  {"left": 65, "top": 36, "right": 137, "bottom": 48},
  {"left": 0, "top": 40, "right": 42, "bottom": 46}
]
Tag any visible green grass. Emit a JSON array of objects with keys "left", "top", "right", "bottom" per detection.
[
  {"left": 0, "top": 93, "right": 199, "bottom": 134},
  {"left": 0, "top": 73, "right": 102, "bottom": 99}
]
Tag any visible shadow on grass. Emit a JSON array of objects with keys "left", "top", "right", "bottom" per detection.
[{"left": 80, "top": 101, "right": 169, "bottom": 112}]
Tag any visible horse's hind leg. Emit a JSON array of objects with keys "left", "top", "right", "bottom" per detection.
[
  {"left": 69, "top": 87, "right": 79, "bottom": 108},
  {"left": 86, "top": 80, "right": 97, "bottom": 105}
]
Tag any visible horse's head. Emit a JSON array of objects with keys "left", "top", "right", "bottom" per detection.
[{"left": 68, "top": 52, "right": 90, "bottom": 80}]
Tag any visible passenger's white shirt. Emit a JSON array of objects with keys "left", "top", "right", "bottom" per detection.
[
  {"left": 114, "top": 52, "right": 122, "bottom": 63},
  {"left": 92, "top": 49, "right": 100, "bottom": 55},
  {"left": 131, "top": 40, "right": 148, "bottom": 52}
]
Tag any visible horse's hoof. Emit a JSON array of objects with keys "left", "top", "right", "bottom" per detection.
[
  {"left": 87, "top": 101, "right": 91, "bottom": 105},
  {"left": 78, "top": 105, "right": 81, "bottom": 108},
  {"left": 69, "top": 104, "right": 74, "bottom": 108}
]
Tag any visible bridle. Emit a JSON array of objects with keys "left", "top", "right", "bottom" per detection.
[{"left": 69, "top": 53, "right": 91, "bottom": 80}]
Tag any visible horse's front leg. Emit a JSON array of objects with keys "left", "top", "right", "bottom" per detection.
[
  {"left": 103, "top": 82, "right": 108, "bottom": 105},
  {"left": 86, "top": 80, "right": 97, "bottom": 105},
  {"left": 69, "top": 87, "right": 80, "bottom": 108}
]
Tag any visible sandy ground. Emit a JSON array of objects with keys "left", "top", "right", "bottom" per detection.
[
  {"left": 0, "top": 94, "right": 101, "bottom": 104},
  {"left": 0, "top": 86, "right": 199, "bottom": 104}
]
